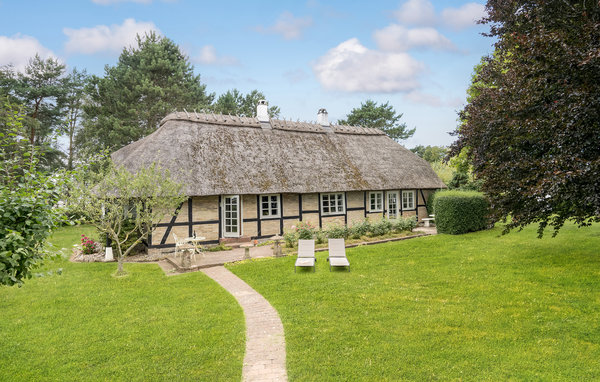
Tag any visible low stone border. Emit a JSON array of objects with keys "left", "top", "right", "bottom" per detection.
[{"left": 311, "top": 232, "right": 432, "bottom": 253}]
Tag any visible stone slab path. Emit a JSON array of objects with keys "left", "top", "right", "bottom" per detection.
[{"left": 201, "top": 266, "right": 287, "bottom": 382}]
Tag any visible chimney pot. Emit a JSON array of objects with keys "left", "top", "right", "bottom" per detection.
[
  {"left": 257, "top": 100, "right": 269, "bottom": 122},
  {"left": 317, "top": 108, "right": 329, "bottom": 126}
]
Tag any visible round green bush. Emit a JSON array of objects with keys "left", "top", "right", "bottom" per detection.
[{"left": 433, "top": 190, "right": 489, "bottom": 235}]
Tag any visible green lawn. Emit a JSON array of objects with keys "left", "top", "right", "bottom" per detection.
[
  {"left": 229, "top": 223, "right": 600, "bottom": 381},
  {"left": 0, "top": 225, "right": 245, "bottom": 381}
]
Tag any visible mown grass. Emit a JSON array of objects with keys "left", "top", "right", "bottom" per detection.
[
  {"left": 229, "top": 223, "right": 600, "bottom": 381},
  {"left": 0, "top": 225, "right": 245, "bottom": 381}
]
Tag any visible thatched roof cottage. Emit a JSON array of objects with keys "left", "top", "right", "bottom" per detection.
[{"left": 112, "top": 102, "right": 445, "bottom": 251}]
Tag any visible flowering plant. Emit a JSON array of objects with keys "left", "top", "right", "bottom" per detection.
[
  {"left": 81, "top": 234, "right": 97, "bottom": 255},
  {"left": 295, "top": 221, "right": 316, "bottom": 240}
]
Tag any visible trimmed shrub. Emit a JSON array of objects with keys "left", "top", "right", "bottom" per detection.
[
  {"left": 433, "top": 190, "right": 489, "bottom": 235},
  {"left": 315, "top": 229, "right": 326, "bottom": 244},
  {"left": 349, "top": 219, "right": 371, "bottom": 239},
  {"left": 283, "top": 230, "right": 297, "bottom": 248},
  {"left": 427, "top": 191, "right": 438, "bottom": 216},
  {"left": 369, "top": 219, "right": 393, "bottom": 237},
  {"left": 326, "top": 224, "right": 350, "bottom": 239},
  {"left": 392, "top": 216, "right": 417, "bottom": 233}
]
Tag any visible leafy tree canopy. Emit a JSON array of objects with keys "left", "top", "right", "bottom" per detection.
[
  {"left": 410, "top": 145, "right": 447, "bottom": 163},
  {"left": 0, "top": 55, "right": 68, "bottom": 170},
  {"left": 62, "top": 68, "right": 89, "bottom": 170},
  {"left": 338, "top": 100, "right": 415, "bottom": 141},
  {"left": 452, "top": 0, "right": 600, "bottom": 236},
  {"left": 0, "top": 99, "right": 65, "bottom": 286},
  {"left": 213, "top": 89, "right": 280, "bottom": 118},
  {"left": 80, "top": 32, "right": 213, "bottom": 153}
]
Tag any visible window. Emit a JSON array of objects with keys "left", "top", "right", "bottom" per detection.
[
  {"left": 402, "top": 190, "right": 415, "bottom": 210},
  {"left": 321, "top": 193, "right": 345, "bottom": 215},
  {"left": 387, "top": 191, "right": 399, "bottom": 219},
  {"left": 369, "top": 191, "right": 383, "bottom": 212},
  {"left": 260, "top": 194, "right": 280, "bottom": 218}
]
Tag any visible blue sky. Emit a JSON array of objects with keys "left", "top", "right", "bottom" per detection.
[{"left": 0, "top": 0, "right": 493, "bottom": 148}]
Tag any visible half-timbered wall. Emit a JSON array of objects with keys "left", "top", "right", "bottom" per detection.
[{"left": 149, "top": 189, "right": 437, "bottom": 248}]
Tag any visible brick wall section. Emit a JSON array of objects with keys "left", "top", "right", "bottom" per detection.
[
  {"left": 322, "top": 215, "right": 345, "bottom": 228},
  {"left": 302, "top": 193, "right": 319, "bottom": 210},
  {"left": 346, "top": 191, "right": 363, "bottom": 208},
  {"left": 283, "top": 194, "right": 299, "bottom": 216}
]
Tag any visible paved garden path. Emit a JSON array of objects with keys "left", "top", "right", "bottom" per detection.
[{"left": 201, "top": 266, "right": 287, "bottom": 382}]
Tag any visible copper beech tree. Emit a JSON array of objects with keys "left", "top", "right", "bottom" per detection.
[{"left": 453, "top": 0, "right": 600, "bottom": 236}]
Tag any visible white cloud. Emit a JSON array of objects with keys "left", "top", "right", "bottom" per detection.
[
  {"left": 393, "top": 0, "right": 486, "bottom": 30},
  {"left": 373, "top": 24, "right": 456, "bottom": 52},
  {"left": 0, "top": 34, "right": 57, "bottom": 71},
  {"left": 313, "top": 38, "right": 424, "bottom": 93},
  {"left": 393, "top": 0, "right": 436, "bottom": 26},
  {"left": 441, "top": 3, "right": 486, "bottom": 30},
  {"left": 63, "top": 18, "right": 160, "bottom": 54},
  {"left": 193, "top": 45, "right": 238, "bottom": 65},
  {"left": 256, "top": 11, "right": 313, "bottom": 40}
]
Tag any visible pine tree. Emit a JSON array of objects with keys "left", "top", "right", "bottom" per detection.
[
  {"left": 80, "top": 32, "right": 214, "bottom": 152},
  {"left": 338, "top": 100, "right": 415, "bottom": 141}
]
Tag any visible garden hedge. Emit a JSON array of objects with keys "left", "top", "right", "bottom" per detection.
[{"left": 433, "top": 190, "right": 489, "bottom": 235}]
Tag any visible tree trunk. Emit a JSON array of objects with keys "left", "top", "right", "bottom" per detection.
[
  {"left": 30, "top": 98, "right": 41, "bottom": 145},
  {"left": 68, "top": 122, "right": 74, "bottom": 170},
  {"left": 117, "top": 257, "right": 125, "bottom": 275}
]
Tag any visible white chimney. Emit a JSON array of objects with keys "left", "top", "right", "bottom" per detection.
[
  {"left": 317, "top": 108, "right": 329, "bottom": 126},
  {"left": 257, "top": 100, "right": 269, "bottom": 122}
]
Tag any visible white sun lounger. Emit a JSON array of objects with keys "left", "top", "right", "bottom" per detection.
[
  {"left": 295, "top": 239, "right": 316, "bottom": 272},
  {"left": 327, "top": 238, "right": 350, "bottom": 272}
]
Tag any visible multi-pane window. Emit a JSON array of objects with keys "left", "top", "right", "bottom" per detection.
[
  {"left": 224, "top": 195, "right": 240, "bottom": 236},
  {"left": 260, "top": 194, "right": 280, "bottom": 218},
  {"left": 388, "top": 191, "right": 398, "bottom": 219},
  {"left": 369, "top": 191, "right": 383, "bottom": 212},
  {"left": 402, "top": 190, "right": 415, "bottom": 210},
  {"left": 321, "top": 193, "right": 345, "bottom": 215}
]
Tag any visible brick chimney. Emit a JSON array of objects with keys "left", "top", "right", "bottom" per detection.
[{"left": 257, "top": 100, "right": 269, "bottom": 122}]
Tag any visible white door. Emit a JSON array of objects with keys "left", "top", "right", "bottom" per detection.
[
  {"left": 387, "top": 191, "right": 399, "bottom": 219},
  {"left": 222, "top": 195, "right": 241, "bottom": 237}
]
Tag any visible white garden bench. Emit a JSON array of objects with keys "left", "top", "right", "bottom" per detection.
[{"left": 422, "top": 215, "right": 435, "bottom": 227}]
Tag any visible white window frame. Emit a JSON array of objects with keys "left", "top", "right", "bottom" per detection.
[
  {"left": 387, "top": 191, "right": 399, "bottom": 219},
  {"left": 402, "top": 190, "right": 416, "bottom": 210},
  {"left": 320, "top": 192, "right": 345, "bottom": 216},
  {"left": 260, "top": 194, "right": 280, "bottom": 219},
  {"left": 222, "top": 195, "right": 242, "bottom": 238},
  {"left": 369, "top": 191, "right": 383, "bottom": 212}
]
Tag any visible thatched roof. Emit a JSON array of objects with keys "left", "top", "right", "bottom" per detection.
[{"left": 111, "top": 111, "right": 446, "bottom": 196}]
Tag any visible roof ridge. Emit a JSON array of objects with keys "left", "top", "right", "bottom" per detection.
[{"left": 160, "top": 111, "right": 385, "bottom": 136}]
